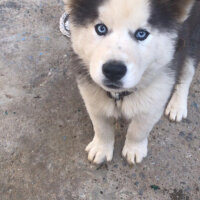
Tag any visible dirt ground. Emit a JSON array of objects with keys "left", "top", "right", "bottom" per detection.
[{"left": 0, "top": 1, "right": 199, "bottom": 199}]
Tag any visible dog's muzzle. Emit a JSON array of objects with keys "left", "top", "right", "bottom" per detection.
[{"left": 102, "top": 60, "right": 127, "bottom": 89}]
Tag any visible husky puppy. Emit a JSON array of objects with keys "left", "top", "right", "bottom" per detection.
[{"left": 63, "top": 0, "right": 200, "bottom": 165}]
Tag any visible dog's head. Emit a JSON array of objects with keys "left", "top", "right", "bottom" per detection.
[{"left": 64, "top": 0, "right": 195, "bottom": 91}]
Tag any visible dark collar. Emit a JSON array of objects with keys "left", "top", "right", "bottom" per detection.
[
  {"left": 176, "top": 38, "right": 186, "bottom": 51},
  {"left": 107, "top": 91, "right": 132, "bottom": 101}
]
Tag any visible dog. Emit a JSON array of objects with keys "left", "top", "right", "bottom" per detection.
[{"left": 63, "top": 0, "right": 200, "bottom": 165}]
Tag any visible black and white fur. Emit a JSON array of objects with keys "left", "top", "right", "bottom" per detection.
[{"left": 63, "top": 0, "right": 200, "bottom": 165}]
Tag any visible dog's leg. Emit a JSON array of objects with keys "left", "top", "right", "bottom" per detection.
[
  {"left": 165, "top": 58, "right": 195, "bottom": 122},
  {"left": 78, "top": 83, "right": 115, "bottom": 164},
  {"left": 85, "top": 114, "right": 114, "bottom": 164},
  {"left": 122, "top": 114, "right": 160, "bottom": 165}
]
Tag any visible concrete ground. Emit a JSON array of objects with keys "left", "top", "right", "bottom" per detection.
[{"left": 0, "top": 1, "right": 199, "bottom": 199}]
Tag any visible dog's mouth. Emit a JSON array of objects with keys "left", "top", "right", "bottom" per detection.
[
  {"left": 103, "top": 80, "right": 122, "bottom": 90},
  {"left": 103, "top": 79, "right": 138, "bottom": 93}
]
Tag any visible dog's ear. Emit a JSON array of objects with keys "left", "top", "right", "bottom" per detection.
[{"left": 170, "top": 0, "right": 195, "bottom": 23}]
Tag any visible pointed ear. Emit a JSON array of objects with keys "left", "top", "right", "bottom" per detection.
[{"left": 171, "top": 0, "right": 195, "bottom": 23}]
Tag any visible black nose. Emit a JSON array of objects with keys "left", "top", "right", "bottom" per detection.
[{"left": 102, "top": 61, "right": 127, "bottom": 82}]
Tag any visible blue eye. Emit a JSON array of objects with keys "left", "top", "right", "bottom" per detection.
[
  {"left": 95, "top": 24, "right": 108, "bottom": 36},
  {"left": 135, "top": 29, "right": 149, "bottom": 41}
]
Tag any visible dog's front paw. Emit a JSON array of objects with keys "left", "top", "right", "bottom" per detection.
[
  {"left": 122, "top": 139, "right": 147, "bottom": 165},
  {"left": 165, "top": 92, "right": 187, "bottom": 122},
  {"left": 85, "top": 138, "right": 114, "bottom": 164}
]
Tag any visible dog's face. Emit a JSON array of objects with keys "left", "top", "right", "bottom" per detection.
[{"left": 65, "top": 0, "right": 194, "bottom": 91}]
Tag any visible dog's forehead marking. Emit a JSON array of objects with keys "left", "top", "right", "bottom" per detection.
[{"left": 98, "top": 0, "right": 151, "bottom": 29}]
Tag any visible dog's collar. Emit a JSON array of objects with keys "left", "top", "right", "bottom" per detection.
[{"left": 107, "top": 91, "right": 132, "bottom": 101}]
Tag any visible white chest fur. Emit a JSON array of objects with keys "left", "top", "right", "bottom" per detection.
[{"left": 78, "top": 70, "right": 175, "bottom": 120}]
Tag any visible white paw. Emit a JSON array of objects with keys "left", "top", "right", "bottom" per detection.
[
  {"left": 122, "top": 139, "right": 148, "bottom": 165},
  {"left": 85, "top": 137, "right": 114, "bottom": 164},
  {"left": 165, "top": 92, "right": 187, "bottom": 122}
]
